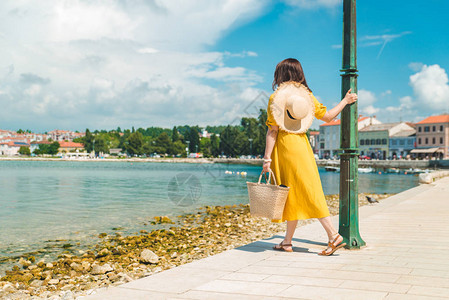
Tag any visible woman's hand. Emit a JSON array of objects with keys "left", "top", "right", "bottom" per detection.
[
  {"left": 343, "top": 89, "right": 358, "bottom": 105},
  {"left": 262, "top": 161, "right": 271, "bottom": 173}
]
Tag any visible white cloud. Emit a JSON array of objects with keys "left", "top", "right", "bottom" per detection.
[
  {"left": 408, "top": 62, "right": 424, "bottom": 72},
  {"left": 409, "top": 64, "right": 449, "bottom": 111},
  {"left": 358, "top": 89, "right": 377, "bottom": 107},
  {"left": 363, "top": 105, "right": 379, "bottom": 115},
  {"left": 360, "top": 31, "right": 411, "bottom": 58},
  {"left": 24, "top": 84, "right": 42, "bottom": 96},
  {"left": 381, "top": 90, "right": 392, "bottom": 97},
  {"left": 137, "top": 48, "right": 159, "bottom": 54},
  {"left": 0, "top": 0, "right": 268, "bottom": 131}
]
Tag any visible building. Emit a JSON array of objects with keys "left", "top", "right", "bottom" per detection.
[
  {"left": 0, "top": 141, "right": 30, "bottom": 156},
  {"left": 58, "top": 141, "right": 85, "bottom": 153},
  {"left": 319, "top": 116, "right": 381, "bottom": 159},
  {"left": 389, "top": 126, "right": 416, "bottom": 159},
  {"left": 48, "top": 130, "right": 85, "bottom": 141},
  {"left": 413, "top": 114, "right": 449, "bottom": 159},
  {"left": 308, "top": 131, "right": 320, "bottom": 154},
  {"left": 359, "top": 122, "right": 416, "bottom": 159}
]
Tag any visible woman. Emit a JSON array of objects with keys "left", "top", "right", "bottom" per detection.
[{"left": 263, "top": 58, "right": 357, "bottom": 256}]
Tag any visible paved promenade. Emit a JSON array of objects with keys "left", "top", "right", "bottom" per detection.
[{"left": 84, "top": 176, "right": 449, "bottom": 300}]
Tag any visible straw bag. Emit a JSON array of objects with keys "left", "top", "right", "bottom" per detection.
[{"left": 246, "top": 169, "right": 290, "bottom": 220}]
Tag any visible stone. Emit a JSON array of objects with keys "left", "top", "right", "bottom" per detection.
[
  {"left": 70, "top": 262, "right": 83, "bottom": 272},
  {"left": 46, "top": 263, "right": 54, "bottom": 269},
  {"left": 91, "top": 263, "right": 113, "bottom": 275},
  {"left": 22, "top": 273, "right": 34, "bottom": 282},
  {"left": 139, "top": 249, "right": 159, "bottom": 264},
  {"left": 97, "top": 248, "right": 110, "bottom": 257},
  {"left": 3, "top": 283, "right": 15, "bottom": 293},
  {"left": 19, "top": 257, "right": 31, "bottom": 268},
  {"left": 48, "top": 279, "right": 59, "bottom": 285},
  {"left": 61, "top": 284, "right": 74, "bottom": 291},
  {"left": 81, "top": 261, "right": 91, "bottom": 271},
  {"left": 29, "top": 280, "right": 43, "bottom": 288},
  {"left": 61, "top": 290, "right": 74, "bottom": 299}
]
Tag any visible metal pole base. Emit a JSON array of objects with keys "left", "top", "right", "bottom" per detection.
[{"left": 339, "top": 152, "right": 366, "bottom": 249}]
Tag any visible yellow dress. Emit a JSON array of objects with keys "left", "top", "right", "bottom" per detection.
[{"left": 266, "top": 92, "right": 330, "bottom": 223}]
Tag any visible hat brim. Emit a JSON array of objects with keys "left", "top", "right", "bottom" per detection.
[{"left": 270, "top": 81, "right": 315, "bottom": 134}]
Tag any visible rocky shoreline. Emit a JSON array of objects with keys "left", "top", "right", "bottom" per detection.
[{"left": 0, "top": 193, "right": 393, "bottom": 299}]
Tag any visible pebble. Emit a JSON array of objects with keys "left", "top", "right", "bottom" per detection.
[
  {"left": 139, "top": 249, "right": 159, "bottom": 264},
  {"left": 91, "top": 263, "right": 113, "bottom": 275}
]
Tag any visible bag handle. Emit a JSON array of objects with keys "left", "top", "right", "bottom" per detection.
[{"left": 257, "top": 168, "right": 277, "bottom": 185}]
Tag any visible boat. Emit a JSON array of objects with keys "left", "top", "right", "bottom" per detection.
[
  {"left": 325, "top": 166, "right": 340, "bottom": 172},
  {"left": 358, "top": 167, "right": 374, "bottom": 173}
]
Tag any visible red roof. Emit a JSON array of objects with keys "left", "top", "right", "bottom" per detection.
[
  {"left": 320, "top": 116, "right": 369, "bottom": 127},
  {"left": 59, "top": 141, "right": 84, "bottom": 148},
  {"left": 309, "top": 131, "right": 319, "bottom": 135},
  {"left": 416, "top": 114, "right": 449, "bottom": 124}
]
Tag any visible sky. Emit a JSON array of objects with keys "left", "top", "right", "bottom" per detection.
[{"left": 0, "top": 0, "right": 448, "bottom": 132}]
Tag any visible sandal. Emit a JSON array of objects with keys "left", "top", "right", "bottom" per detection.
[
  {"left": 273, "top": 241, "right": 293, "bottom": 252},
  {"left": 318, "top": 233, "right": 346, "bottom": 256}
]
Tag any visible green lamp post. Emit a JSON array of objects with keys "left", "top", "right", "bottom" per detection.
[{"left": 339, "top": 0, "right": 366, "bottom": 249}]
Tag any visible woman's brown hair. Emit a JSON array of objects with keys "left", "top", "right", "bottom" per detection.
[{"left": 272, "top": 58, "right": 311, "bottom": 92}]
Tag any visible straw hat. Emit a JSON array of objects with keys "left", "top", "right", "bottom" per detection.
[{"left": 270, "top": 81, "right": 315, "bottom": 134}]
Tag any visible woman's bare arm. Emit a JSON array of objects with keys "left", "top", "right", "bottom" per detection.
[
  {"left": 263, "top": 125, "right": 278, "bottom": 172},
  {"left": 320, "top": 89, "right": 358, "bottom": 123}
]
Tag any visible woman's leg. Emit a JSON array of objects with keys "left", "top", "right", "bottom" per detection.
[
  {"left": 318, "top": 216, "right": 337, "bottom": 239},
  {"left": 318, "top": 216, "right": 343, "bottom": 254},
  {"left": 279, "top": 220, "right": 298, "bottom": 250}
]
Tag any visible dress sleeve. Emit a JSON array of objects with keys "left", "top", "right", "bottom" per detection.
[
  {"left": 312, "top": 94, "right": 327, "bottom": 120},
  {"left": 265, "top": 94, "right": 279, "bottom": 129}
]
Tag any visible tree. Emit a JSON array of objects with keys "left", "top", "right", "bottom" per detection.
[
  {"left": 186, "top": 126, "right": 200, "bottom": 153},
  {"left": 172, "top": 140, "right": 186, "bottom": 157},
  {"left": 116, "top": 126, "right": 122, "bottom": 133},
  {"left": 172, "top": 126, "right": 179, "bottom": 142},
  {"left": 210, "top": 134, "right": 220, "bottom": 157},
  {"left": 84, "top": 129, "right": 94, "bottom": 152},
  {"left": 18, "top": 146, "right": 30, "bottom": 156},
  {"left": 199, "top": 137, "right": 211, "bottom": 157},
  {"left": 253, "top": 108, "right": 268, "bottom": 156},
  {"left": 220, "top": 125, "right": 239, "bottom": 157},
  {"left": 94, "top": 135, "right": 109, "bottom": 154},
  {"left": 154, "top": 132, "right": 172, "bottom": 154},
  {"left": 48, "top": 142, "right": 60, "bottom": 155},
  {"left": 126, "top": 131, "right": 144, "bottom": 156}
]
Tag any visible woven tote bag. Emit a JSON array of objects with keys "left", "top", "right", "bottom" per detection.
[{"left": 246, "top": 169, "right": 290, "bottom": 220}]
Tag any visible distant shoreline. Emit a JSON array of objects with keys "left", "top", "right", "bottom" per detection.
[{"left": 0, "top": 156, "right": 263, "bottom": 165}]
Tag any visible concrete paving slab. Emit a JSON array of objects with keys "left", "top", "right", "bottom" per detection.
[
  {"left": 192, "top": 279, "right": 291, "bottom": 297},
  {"left": 281, "top": 285, "right": 387, "bottom": 300}
]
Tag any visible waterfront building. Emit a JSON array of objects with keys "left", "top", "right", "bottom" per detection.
[
  {"left": 412, "top": 114, "right": 449, "bottom": 159},
  {"left": 0, "top": 141, "right": 30, "bottom": 156},
  {"left": 58, "top": 141, "right": 85, "bottom": 153},
  {"left": 359, "top": 122, "right": 415, "bottom": 159},
  {"left": 308, "top": 130, "right": 319, "bottom": 154},
  {"left": 389, "top": 124, "right": 416, "bottom": 159},
  {"left": 319, "top": 116, "right": 381, "bottom": 159}
]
